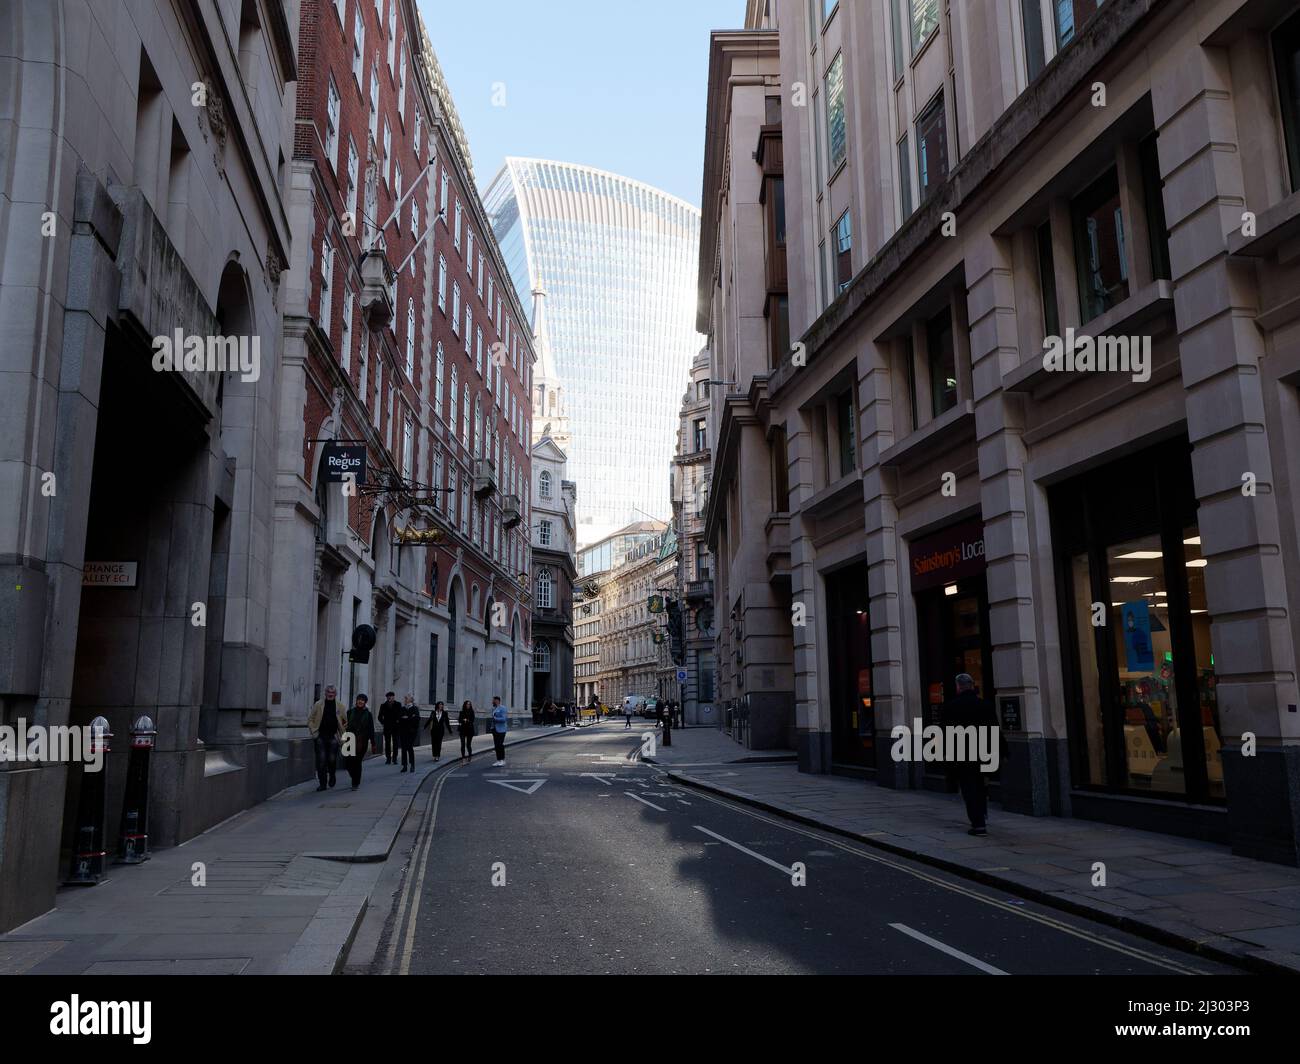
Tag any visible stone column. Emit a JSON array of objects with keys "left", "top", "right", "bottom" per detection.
[
  {"left": 1153, "top": 42, "right": 1300, "bottom": 863},
  {"left": 966, "top": 233, "right": 1051, "bottom": 816}
]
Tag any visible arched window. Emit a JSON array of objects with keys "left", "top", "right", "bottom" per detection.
[
  {"left": 539, "top": 470, "right": 553, "bottom": 499},
  {"left": 533, "top": 639, "right": 551, "bottom": 672},
  {"left": 435, "top": 343, "right": 445, "bottom": 421},
  {"left": 405, "top": 297, "right": 415, "bottom": 378},
  {"left": 536, "top": 567, "right": 554, "bottom": 608}
]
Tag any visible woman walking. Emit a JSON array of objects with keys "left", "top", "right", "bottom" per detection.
[
  {"left": 458, "top": 700, "right": 476, "bottom": 765},
  {"left": 425, "top": 700, "right": 452, "bottom": 762}
]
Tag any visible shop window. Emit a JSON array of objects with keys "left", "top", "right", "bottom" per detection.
[
  {"left": 1278, "top": 10, "right": 1300, "bottom": 192},
  {"left": 916, "top": 93, "right": 948, "bottom": 202},
  {"left": 927, "top": 308, "right": 957, "bottom": 417},
  {"left": 1072, "top": 167, "right": 1129, "bottom": 323}
]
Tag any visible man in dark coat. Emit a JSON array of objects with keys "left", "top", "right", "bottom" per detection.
[
  {"left": 397, "top": 694, "right": 421, "bottom": 773},
  {"left": 344, "top": 694, "right": 377, "bottom": 790},
  {"left": 378, "top": 692, "right": 401, "bottom": 763},
  {"left": 939, "top": 673, "right": 999, "bottom": 836},
  {"left": 425, "top": 700, "right": 452, "bottom": 761}
]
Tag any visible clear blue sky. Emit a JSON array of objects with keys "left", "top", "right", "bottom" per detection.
[{"left": 416, "top": 0, "right": 744, "bottom": 207}]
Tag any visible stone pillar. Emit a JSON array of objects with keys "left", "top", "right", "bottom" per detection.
[
  {"left": 1153, "top": 43, "right": 1300, "bottom": 863},
  {"left": 966, "top": 233, "right": 1051, "bottom": 816},
  {"left": 858, "top": 342, "right": 908, "bottom": 787}
]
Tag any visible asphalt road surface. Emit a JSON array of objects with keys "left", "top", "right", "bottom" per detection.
[{"left": 368, "top": 725, "right": 1243, "bottom": 975}]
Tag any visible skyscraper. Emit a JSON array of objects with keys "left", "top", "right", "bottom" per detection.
[{"left": 483, "top": 158, "right": 703, "bottom": 545}]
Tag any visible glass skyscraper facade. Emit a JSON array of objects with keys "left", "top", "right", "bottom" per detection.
[{"left": 483, "top": 158, "right": 703, "bottom": 545}]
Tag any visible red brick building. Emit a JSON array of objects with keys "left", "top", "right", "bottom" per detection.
[{"left": 269, "top": 0, "right": 534, "bottom": 729}]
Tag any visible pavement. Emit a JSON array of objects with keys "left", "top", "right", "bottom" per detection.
[
  {"left": 0, "top": 722, "right": 583, "bottom": 975},
  {"left": 367, "top": 724, "right": 1241, "bottom": 975},
  {"left": 647, "top": 725, "right": 1300, "bottom": 975}
]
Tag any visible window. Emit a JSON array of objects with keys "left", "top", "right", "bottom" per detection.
[
  {"left": 467, "top": 230, "right": 475, "bottom": 274},
  {"left": 1277, "top": 10, "right": 1300, "bottom": 191},
  {"left": 368, "top": 65, "right": 378, "bottom": 141},
  {"left": 405, "top": 298, "right": 415, "bottom": 378},
  {"left": 359, "top": 326, "right": 370, "bottom": 401},
  {"left": 771, "top": 426, "right": 790, "bottom": 511},
  {"left": 382, "top": 120, "right": 391, "bottom": 186},
  {"left": 373, "top": 358, "right": 383, "bottom": 428},
  {"left": 539, "top": 469, "right": 553, "bottom": 499},
  {"left": 834, "top": 210, "right": 852, "bottom": 293},
  {"left": 435, "top": 343, "right": 445, "bottom": 422},
  {"left": 346, "top": 139, "right": 359, "bottom": 217},
  {"left": 477, "top": 253, "right": 485, "bottom": 298},
  {"left": 1037, "top": 220, "right": 1060, "bottom": 338},
  {"left": 411, "top": 201, "right": 418, "bottom": 239},
  {"left": 461, "top": 384, "right": 469, "bottom": 447},
  {"left": 440, "top": 171, "right": 449, "bottom": 217},
  {"left": 1023, "top": 0, "right": 1046, "bottom": 81},
  {"left": 387, "top": 0, "right": 396, "bottom": 72},
  {"left": 452, "top": 283, "right": 461, "bottom": 332},
  {"left": 438, "top": 255, "right": 447, "bottom": 311},
  {"left": 464, "top": 307, "right": 472, "bottom": 354},
  {"left": 414, "top": 111, "right": 422, "bottom": 158},
  {"left": 910, "top": 0, "right": 940, "bottom": 49},
  {"left": 539, "top": 519, "right": 553, "bottom": 546},
  {"left": 449, "top": 364, "right": 458, "bottom": 433},
  {"left": 473, "top": 398, "right": 482, "bottom": 457},
  {"left": 903, "top": 336, "right": 917, "bottom": 431},
  {"left": 454, "top": 200, "right": 462, "bottom": 249},
  {"left": 340, "top": 283, "right": 353, "bottom": 373},
  {"left": 825, "top": 53, "right": 846, "bottom": 170},
  {"left": 1072, "top": 167, "right": 1128, "bottom": 323},
  {"left": 897, "top": 134, "right": 913, "bottom": 219},
  {"left": 1055, "top": 0, "right": 1103, "bottom": 48},
  {"left": 319, "top": 233, "right": 333, "bottom": 333},
  {"left": 533, "top": 636, "right": 552, "bottom": 668},
  {"left": 353, "top": 12, "right": 364, "bottom": 85},
  {"left": 693, "top": 418, "right": 707, "bottom": 452},
  {"left": 475, "top": 327, "right": 483, "bottom": 375},
  {"left": 889, "top": 0, "right": 905, "bottom": 79},
  {"left": 1139, "top": 133, "right": 1171, "bottom": 282},
  {"left": 488, "top": 276, "right": 495, "bottom": 311},
  {"left": 394, "top": 163, "right": 402, "bottom": 214},
  {"left": 770, "top": 294, "right": 790, "bottom": 368},
  {"left": 398, "top": 52, "right": 406, "bottom": 121},
  {"left": 836, "top": 388, "right": 856, "bottom": 476},
  {"left": 927, "top": 307, "right": 957, "bottom": 417},
  {"left": 403, "top": 416, "right": 413, "bottom": 479},
  {"left": 385, "top": 385, "right": 393, "bottom": 451},
  {"left": 325, "top": 77, "right": 341, "bottom": 168},
  {"left": 916, "top": 93, "right": 948, "bottom": 201}
]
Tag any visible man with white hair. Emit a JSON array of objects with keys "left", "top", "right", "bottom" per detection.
[{"left": 940, "top": 673, "right": 999, "bottom": 836}]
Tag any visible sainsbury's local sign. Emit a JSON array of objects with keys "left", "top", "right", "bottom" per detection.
[{"left": 909, "top": 518, "right": 986, "bottom": 593}]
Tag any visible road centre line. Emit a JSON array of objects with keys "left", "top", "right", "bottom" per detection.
[
  {"left": 889, "top": 922, "right": 1008, "bottom": 975},
  {"left": 694, "top": 824, "right": 797, "bottom": 876},
  {"left": 625, "top": 791, "right": 666, "bottom": 811}
]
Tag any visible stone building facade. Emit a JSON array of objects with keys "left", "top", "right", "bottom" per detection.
[
  {"left": 757, "top": 0, "right": 1300, "bottom": 860},
  {"left": 0, "top": 0, "right": 297, "bottom": 930}
]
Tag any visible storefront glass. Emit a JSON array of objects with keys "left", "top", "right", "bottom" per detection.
[{"left": 828, "top": 561, "right": 874, "bottom": 768}]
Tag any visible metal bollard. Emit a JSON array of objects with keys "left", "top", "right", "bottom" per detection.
[
  {"left": 67, "top": 716, "right": 112, "bottom": 885},
  {"left": 115, "top": 714, "right": 155, "bottom": 864}
]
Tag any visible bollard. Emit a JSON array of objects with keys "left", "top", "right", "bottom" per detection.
[
  {"left": 115, "top": 714, "right": 155, "bottom": 864},
  {"left": 67, "top": 716, "right": 112, "bottom": 885}
]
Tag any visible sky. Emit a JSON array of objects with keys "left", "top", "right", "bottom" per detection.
[{"left": 416, "top": 0, "right": 747, "bottom": 207}]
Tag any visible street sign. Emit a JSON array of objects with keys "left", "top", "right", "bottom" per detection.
[
  {"left": 676, "top": 668, "right": 688, "bottom": 682},
  {"left": 83, "top": 561, "right": 138, "bottom": 588}
]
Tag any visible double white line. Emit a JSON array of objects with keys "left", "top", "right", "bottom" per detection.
[{"left": 383, "top": 768, "right": 456, "bottom": 975}]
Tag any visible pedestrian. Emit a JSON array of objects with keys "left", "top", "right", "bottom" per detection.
[
  {"left": 655, "top": 700, "right": 664, "bottom": 730},
  {"left": 458, "top": 700, "right": 476, "bottom": 765},
  {"left": 940, "top": 673, "right": 1000, "bottom": 836},
  {"left": 343, "top": 694, "right": 376, "bottom": 790},
  {"left": 398, "top": 694, "right": 420, "bottom": 773},
  {"left": 378, "top": 691, "right": 401, "bottom": 764},
  {"left": 424, "top": 700, "right": 452, "bottom": 761},
  {"left": 490, "top": 696, "right": 509, "bottom": 765},
  {"left": 623, "top": 696, "right": 633, "bottom": 729},
  {"left": 307, "top": 684, "right": 347, "bottom": 791}
]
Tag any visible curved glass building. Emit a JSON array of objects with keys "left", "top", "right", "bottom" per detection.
[{"left": 483, "top": 158, "right": 703, "bottom": 545}]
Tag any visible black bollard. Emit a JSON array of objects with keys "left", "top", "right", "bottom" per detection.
[
  {"left": 115, "top": 714, "right": 155, "bottom": 864},
  {"left": 67, "top": 716, "right": 112, "bottom": 885}
]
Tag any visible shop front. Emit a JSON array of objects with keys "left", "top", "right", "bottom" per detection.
[
  {"left": 909, "top": 517, "right": 994, "bottom": 787},
  {"left": 1050, "top": 437, "right": 1225, "bottom": 838},
  {"left": 827, "top": 560, "right": 874, "bottom": 772}
]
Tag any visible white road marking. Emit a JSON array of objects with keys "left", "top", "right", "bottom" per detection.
[
  {"left": 486, "top": 779, "right": 546, "bottom": 795},
  {"left": 577, "top": 773, "right": 617, "bottom": 785},
  {"left": 625, "top": 791, "right": 666, "bottom": 811},
  {"left": 693, "top": 825, "right": 797, "bottom": 876},
  {"left": 386, "top": 767, "right": 456, "bottom": 975},
  {"left": 889, "top": 922, "right": 1008, "bottom": 975}
]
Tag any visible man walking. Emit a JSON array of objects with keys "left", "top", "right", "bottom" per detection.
[
  {"left": 397, "top": 694, "right": 421, "bottom": 773},
  {"left": 378, "top": 691, "right": 401, "bottom": 764},
  {"left": 343, "top": 694, "right": 376, "bottom": 790},
  {"left": 307, "top": 685, "right": 347, "bottom": 791},
  {"left": 623, "top": 696, "right": 633, "bottom": 729},
  {"left": 490, "top": 696, "right": 509, "bottom": 766},
  {"left": 940, "top": 673, "right": 1000, "bottom": 836}
]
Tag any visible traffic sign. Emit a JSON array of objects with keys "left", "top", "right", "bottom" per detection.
[{"left": 676, "top": 668, "right": 687, "bottom": 682}]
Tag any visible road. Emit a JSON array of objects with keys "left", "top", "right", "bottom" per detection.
[{"left": 365, "top": 724, "right": 1243, "bottom": 975}]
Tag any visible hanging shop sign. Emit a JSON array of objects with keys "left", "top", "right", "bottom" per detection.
[
  {"left": 909, "top": 517, "right": 986, "bottom": 593},
  {"left": 322, "top": 443, "right": 367, "bottom": 483}
]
